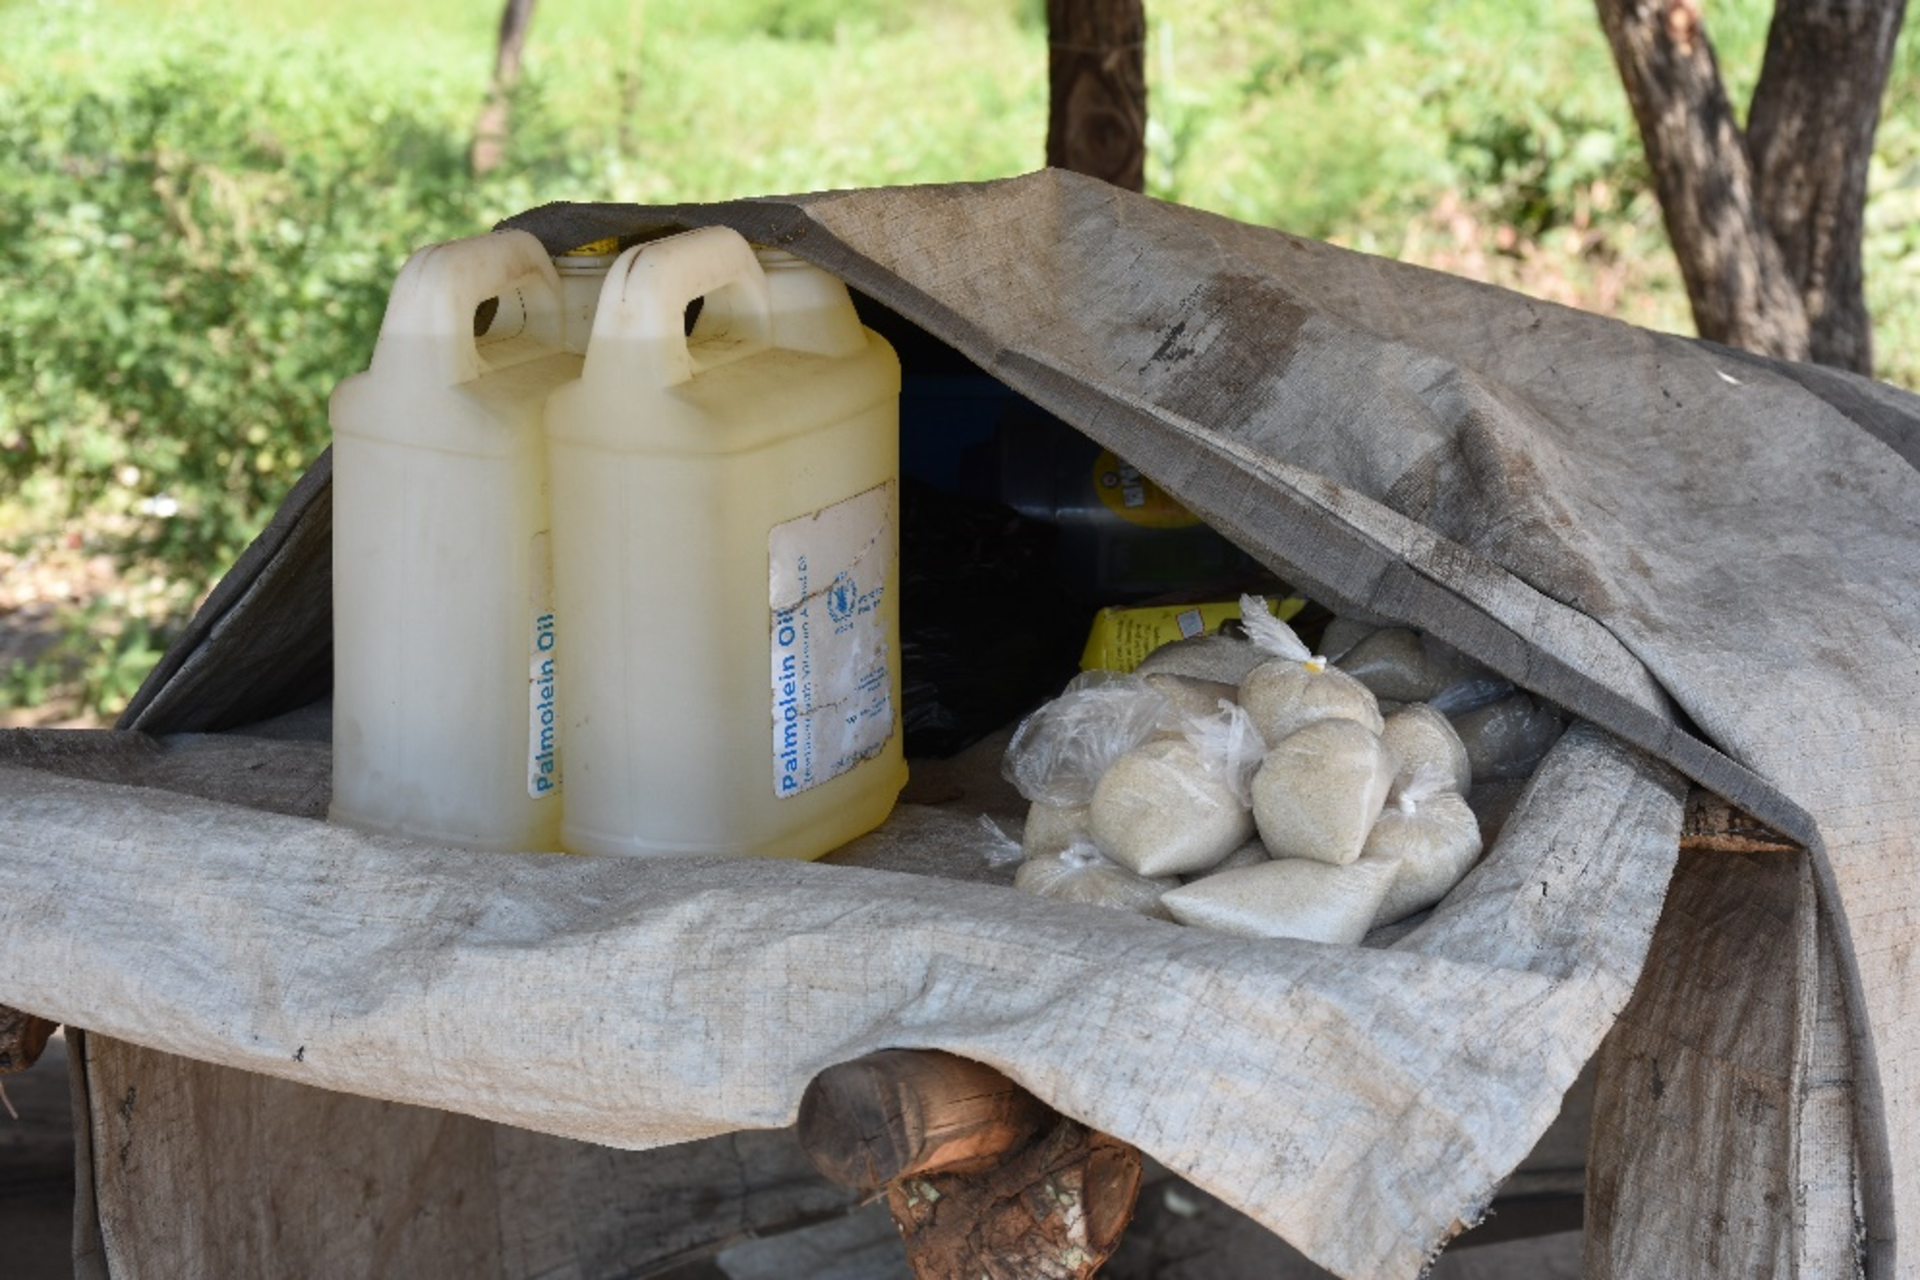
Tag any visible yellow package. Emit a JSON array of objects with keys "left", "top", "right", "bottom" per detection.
[{"left": 1080, "top": 596, "right": 1305, "bottom": 673}]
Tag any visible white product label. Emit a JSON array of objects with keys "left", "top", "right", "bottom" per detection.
[
  {"left": 769, "top": 481, "right": 896, "bottom": 798},
  {"left": 528, "top": 531, "right": 559, "bottom": 799}
]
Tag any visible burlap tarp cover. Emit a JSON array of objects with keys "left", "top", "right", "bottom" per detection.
[{"left": 3, "top": 170, "right": 1915, "bottom": 1277}]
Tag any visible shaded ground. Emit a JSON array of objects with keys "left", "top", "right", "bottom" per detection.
[
  {"left": 0, "top": 1032, "right": 75, "bottom": 1280},
  {"left": 699, "top": 1186, "right": 1581, "bottom": 1279}
]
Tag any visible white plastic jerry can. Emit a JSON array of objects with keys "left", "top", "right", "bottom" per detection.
[
  {"left": 329, "top": 229, "right": 583, "bottom": 851},
  {"left": 545, "top": 226, "right": 907, "bottom": 860}
]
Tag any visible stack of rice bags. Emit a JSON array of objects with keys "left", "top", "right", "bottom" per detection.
[{"left": 1004, "top": 597, "right": 1564, "bottom": 943}]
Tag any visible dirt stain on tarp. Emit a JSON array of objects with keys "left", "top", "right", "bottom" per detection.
[{"left": 1128, "top": 272, "right": 1316, "bottom": 443}]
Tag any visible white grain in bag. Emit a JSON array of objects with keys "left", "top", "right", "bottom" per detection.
[
  {"left": 1021, "top": 801, "right": 1092, "bottom": 859},
  {"left": 1135, "top": 631, "right": 1268, "bottom": 687},
  {"left": 1141, "top": 671, "right": 1239, "bottom": 722},
  {"left": 1235, "top": 595, "right": 1384, "bottom": 742},
  {"left": 1183, "top": 837, "right": 1271, "bottom": 882},
  {"left": 1161, "top": 856, "right": 1399, "bottom": 944},
  {"left": 1358, "top": 766, "right": 1484, "bottom": 927},
  {"left": 1336, "top": 627, "right": 1485, "bottom": 703},
  {"left": 1015, "top": 842, "right": 1178, "bottom": 920},
  {"left": 1380, "top": 704, "right": 1472, "bottom": 797},
  {"left": 1089, "top": 702, "right": 1264, "bottom": 877},
  {"left": 1250, "top": 717, "right": 1396, "bottom": 865}
]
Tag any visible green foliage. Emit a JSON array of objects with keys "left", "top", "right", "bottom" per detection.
[
  {"left": 1, "top": 601, "right": 169, "bottom": 720},
  {"left": 0, "top": 7, "right": 491, "bottom": 583},
  {"left": 699, "top": 0, "right": 913, "bottom": 43},
  {"left": 1139, "top": 0, "right": 1648, "bottom": 238},
  {"left": 1443, "top": 102, "right": 1645, "bottom": 238}
]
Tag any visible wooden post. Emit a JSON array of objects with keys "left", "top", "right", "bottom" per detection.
[
  {"left": 799, "top": 1050, "right": 1142, "bottom": 1278},
  {"left": 1046, "top": 0, "right": 1148, "bottom": 192}
]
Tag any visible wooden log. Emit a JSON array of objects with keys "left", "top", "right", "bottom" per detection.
[
  {"left": 1679, "top": 786, "right": 1803, "bottom": 854},
  {"left": 886, "top": 1117, "right": 1141, "bottom": 1280},
  {"left": 797, "top": 1049, "right": 1055, "bottom": 1191},
  {"left": 1, "top": 1004, "right": 57, "bottom": 1074},
  {"left": 800, "top": 1050, "right": 1142, "bottom": 1277}
]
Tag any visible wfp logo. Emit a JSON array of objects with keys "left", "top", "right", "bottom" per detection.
[
  {"left": 826, "top": 571, "right": 883, "bottom": 632},
  {"left": 827, "top": 572, "right": 859, "bottom": 625}
]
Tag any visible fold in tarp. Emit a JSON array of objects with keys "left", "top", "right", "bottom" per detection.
[{"left": 7, "top": 169, "right": 1914, "bottom": 1277}]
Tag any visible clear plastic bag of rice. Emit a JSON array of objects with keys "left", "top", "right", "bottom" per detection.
[
  {"left": 1335, "top": 627, "right": 1492, "bottom": 704},
  {"left": 1250, "top": 716, "right": 1397, "bottom": 866},
  {"left": 1426, "top": 669, "right": 1515, "bottom": 718},
  {"left": 1181, "top": 837, "right": 1271, "bottom": 882},
  {"left": 1140, "top": 670, "right": 1239, "bottom": 720},
  {"left": 1379, "top": 703, "right": 1472, "bottom": 797},
  {"left": 1161, "top": 855, "right": 1399, "bottom": 944},
  {"left": 1315, "top": 616, "right": 1379, "bottom": 663},
  {"left": 1021, "top": 801, "right": 1093, "bottom": 859},
  {"left": 1089, "top": 702, "right": 1265, "bottom": 877},
  {"left": 1014, "top": 840, "right": 1178, "bottom": 920},
  {"left": 1453, "top": 691, "right": 1568, "bottom": 783},
  {"left": 1235, "top": 595, "right": 1384, "bottom": 742},
  {"left": 1134, "top": 628, "right": 1269, "bottom": 687},
  {"left": 1358, "top": 764, "right": 1484, "bottom": 927},
  {"left": 1002, "top": 672, "right": 1173, "bottom": 808}
]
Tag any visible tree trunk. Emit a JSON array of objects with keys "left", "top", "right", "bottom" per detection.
[
  {"left": 1594, "top": 0, "right": 1906, "bottom": 373},
  {"left": 1746, "top": 0, "right": 1907, "bottom": 373},
  {"left": 1594, "top": 0, "right": 1810, "bottom": 361},
  {"left": 1046, "top": 0, "right": 1148, "bottom": 192},
  {"left": 472, "top": 0, "right": 539, "bottom": 178}
]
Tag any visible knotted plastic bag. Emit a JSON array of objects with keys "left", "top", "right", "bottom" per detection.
[
  {"left": 1160, "top": 855, "right": 1400, "bottom": 944},
  {"left": 1250, "top": 716, "right": 1397, "bottom": 866},
  {"left": 1140, "top": 671, "right": 1239, "bottom": 721},
  {"left": 1235, "top": 595, "right": 1384, "bottom": 743},
  {"left": 1315, "top": 616, "right": 1378, "bottom": 663},
  {"left": 1182, "top": 837, "right": 1271, "bottom": 882},
  {"left": 1379, "top": 703, "right": 1472, "bottom": 797},
  {"left": 1335, "top": 627, "right": 1481, "bottom": 702},
  {"left": 1358, "top": 765, "right": 1485, "bottom": 927},
  {"left": 1020, "top": 801, "right": 1092, "bottom": 859},
  {"left": 1134, "top": 630, "right": 1269, "bottom": 687},
  {"left": 1453, "top": 691, "right": 1567, "bottom": 783},
  {"left": 1013, "top": 840, "right": 1178, "bottom": 920},
  {"left": 1002, "top": 672, "right": 1172, "bottom": 808},
  {"left": 1090, "top": 702, "right": 1265, "bottom": 877}
]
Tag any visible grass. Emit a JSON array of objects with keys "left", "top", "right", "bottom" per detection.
[{"left": 2, "top": 0, "right": 1917, "bottom": 719}]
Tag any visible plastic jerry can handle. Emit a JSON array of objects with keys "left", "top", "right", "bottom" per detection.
[
  {"left": 583, "top": 226, "right": 774, "bottom": 390},
  {"left": 369, "top": 229, "right": 566, "bottom": 387}
]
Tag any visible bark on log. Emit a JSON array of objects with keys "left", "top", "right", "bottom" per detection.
[
  {"left": 1679, "top": 786, "right": 1802, "bottom": 854},
  {"left": 886, "top": 1117, "right": 1142, "bottom": 1280},
  {"left": 1746, "top": 0, "right": 1908, "bottom": 374},
  {"left": 1, "top": 1005, "right": 56, "bottom": 1074},
  {"left": 800, "top": 1050, "right": 1142, "bottom": 1278},
  {"left": 1594, "top": 0, "right": 1811, "bottom": 362},
  {"left": 1047, "top": 0, "right": 1148, "bottom": 192},
  {"left": 798, "top": 1049, "right": 1055, "bottom": 1191}
]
